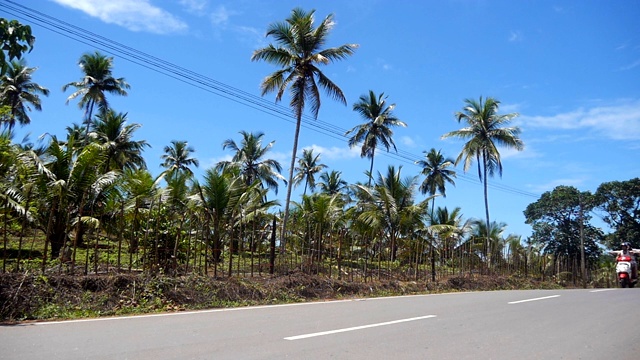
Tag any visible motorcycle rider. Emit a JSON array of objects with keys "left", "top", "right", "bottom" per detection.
[{"left": 609, "top": 242, "right": 640, "bottom": 280}]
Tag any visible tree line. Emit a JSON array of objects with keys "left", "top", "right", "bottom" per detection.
[{"left": 1, "top": 11, "right": 637, "bottom": 286}]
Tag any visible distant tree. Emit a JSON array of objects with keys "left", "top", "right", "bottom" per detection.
[
  {"left": 252, "top": 8, "right": 358, "bottom": 246},
  {"left": 38, "top": 134, "right": 117, "bottom": 260},
  {"left": 0, "top": 59, "right": 49, "bottom": 129},
  {"left": 355, "top": 165, "right": 426, "bottom": 261},
  {"left": 318, "top": 170, "right": 347, "bottom": 196},
  {"left": 161, "top": 140, "right": 199, "bottom": 177},
  {"left": 216, "top": 131, "right": 285, "bottom": 194},
  {"left": 0, "top": 18, "right": 35, "bottom": 75},
  {"left": 346, "top": 90, "right": 407, "bottom": 186},
  {"left": 429, "top": 206, "right": 470, "bottom": 278},
  {"left": 595, "top": 178, "right": 640, "bottom": 248},
  {"left": 119, "top": 168, "right": 160, "bottom": 255},
  {"left": 416, "top": 148, "right": 456, "bottom": 216},
  {"left": 191, "top": 168, "right": 245, "bottom": 265},
  {"left": 63, "top": 51, "right": 130, "bottom": 131},
  {"left": 91, "top": 109, "right": 149, "bottom": 172},
  {"left": 442, "top": 96, "right": 523, "bottom": 268},
  {"left": 293, "top": 148, "right": 327, "bottom": 196},
  {"left": 524, "top": 185, "right": 602, "bottom": 262}
]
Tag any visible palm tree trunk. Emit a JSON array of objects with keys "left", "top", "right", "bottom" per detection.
[
  {"left": 72, "top": 194, "right": 86, "bottom": 273},
  {"left": 16, "top": 191, "right": 31, "bottom": 272},
  {"left": 269, "top": 216, "right": 276, "bottom": 275},
  {"left": 84, "top": 100, "right": 95, "bottom": 134},
  {"left": 482, "top": 153, "right": 491, "bottom": 271},
  {"left": 281, "top": 113, "right": 303, "bottom": 252},
  {"left": 2, "top": 200, "right": 8, "bottom": 273},
  {"left": 117, "top": 202, "right": 124, "bottom": 272},
  {"left": 367, "top": 149, "right": 376, "bottom": 187}
]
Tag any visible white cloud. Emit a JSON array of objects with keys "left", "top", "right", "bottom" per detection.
[
  {"left": 52, "top": 0, "right": 187, "bottom": 34},
  {"left": 376, "top": 58, "right": 393, "bottom": 71},
  {"left": 508, "top": 30, "right": 523, "bottom": 42},
  {"left": 210, "top": 5, "right": 237, "bottom": 26},
  {"left": 500, "top": 145, "right": 533, "bottom": 160},
  {"left": 303, "top": 145, "right": 360, "bottom": 161},
  {"left": 620, "top": 59, "right": 640, "bottom": 71},
  {"left": 527, "top": 177, "right": 586, "bottom": 194},
  {"left": 400, "top": 136, "right": 416, "bottom": 147},
  {"left": 499, "top": 102, "right": 523, "bottom": 114},
  {"left": 205, "top": 154, "right": 232, "bottom": 169},
  {"left": 267, "top": 150, "right": 292, "bottom": 166},
  {"left": 519, "top": 100, "right": 640, "bottom": 140},
  {"left": 179, "top": 0, "right": 207, "bottom": 14}
]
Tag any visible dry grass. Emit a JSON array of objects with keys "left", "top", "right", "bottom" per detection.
[{"left": 0, "top": 271, "right": 563, "bottom": 323}]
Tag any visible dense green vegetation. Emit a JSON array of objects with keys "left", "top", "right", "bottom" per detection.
[{"left": 1, "top": 11, "right": 639, "bottom": 322}]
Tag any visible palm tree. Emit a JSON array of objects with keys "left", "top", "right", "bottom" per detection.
[
  {"left": 38, "top": 133, "right": 117, "bottom": 260},
  {"left": 191, "top": 168, "right": 245, "bottom": 269},
  {"left": 91, "top": 109, "right": 149, "bottom": 172},
  {"left": 120, "top": 169, "right": 161, "bottom": 255},
  {"left": 0, "top": 59, "right": 49, "bottom": 129},
  {"left": 356, "top": 165, "right": 426, "bottom": 262},
  {"left": 466, "top": 219, "right": 509, "bottom": 269},
  {"left": 441, "top": 96, "right": 523, "bottom": 268},
  {"left": 216, "top": 131, "right": 285, "bottom": 194},
  {"left": 252, "top": 7, "right": 358, "bottom": 246},
  {"left": 62, "top": 51, "right": 130, "bottom": 131},
  {"left": 293, "top": 148, "right": 327, "bottom": 196},
  {"left": 318, "top": 170, "right": 347, "bottom": 196},
  {"left": 161, "top": 140, "right": 199, "bottom": 177},
  {"left": 298, "top": 192, "right": 342, "bottom": 270},
  {"left": 416, "top": 148, "right": 456, "bottom": 216},
  {"left": 346, "top": 90, "right": 407, "bottom": 186},
  {"left": 430, "top": 206, "right": 471, "bottom": 272}
]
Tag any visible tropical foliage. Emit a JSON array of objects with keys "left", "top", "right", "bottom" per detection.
[{"left": 0, "top": 12, "right": 627, "bottom": 290}]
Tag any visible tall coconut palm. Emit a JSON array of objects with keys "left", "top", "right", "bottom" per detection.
[
  {"left": 62, "top": 51, "right": 130, "bottom": 131},
  {"left": 252, "top": 7, "right": 358, "bottom": 246},
  {"left": 216, "top": 131, "right": 285, "bottom": 194},
  {"left": 91, "top": 109, "right": 149, "bottom": 172},
  {"left": 346, "top": 90, "right": 407, "bottom": 186},
  {"left": 161, "top": 140, "right": 199, "bottom": 177},
  {"left": 293, "top": 148, "right": 327, "bottom": 196},
  {"left": 416, "top": 148, "right": 456, "bottom": 216},
  {"left": 0, "top": 59, "right": 49, "bottom": 129},
  {"left": 441, "top": 96, "right": 523, "bottom": 268}
]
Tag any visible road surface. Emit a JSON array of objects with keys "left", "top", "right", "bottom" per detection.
[{"left": 2, "top": 288, "right": 639, "bottom": 359}]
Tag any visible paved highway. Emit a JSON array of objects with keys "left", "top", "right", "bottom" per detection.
[{"left": 2, "top": 289, "right": 639, "bottom": 359}]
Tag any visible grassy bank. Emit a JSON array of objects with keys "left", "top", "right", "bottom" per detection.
[{"left": 0, "top": 272, "right": 565, "bottom": 323}]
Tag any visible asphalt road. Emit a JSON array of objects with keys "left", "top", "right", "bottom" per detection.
[{"left": 2, "top": 288, "right": 639, "bottom": 359}]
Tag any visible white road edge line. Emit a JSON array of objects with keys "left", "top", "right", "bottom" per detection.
[
  {"left": 508, "top": 295, "right": 560, "bottom": 304},
  {"left": 284, "top": 315, "right": 437, "bottom": 340},
  {"left": 590, "top": 289, "right": 616, "bottom": 292}
]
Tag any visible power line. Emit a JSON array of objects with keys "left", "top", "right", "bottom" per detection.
[{"left": 0, "top": 0, "right": 540, "bottom": 199}]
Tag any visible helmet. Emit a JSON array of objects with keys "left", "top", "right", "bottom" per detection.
[{"left": 621, "top": 242, "right": 631, "bottom": 248}]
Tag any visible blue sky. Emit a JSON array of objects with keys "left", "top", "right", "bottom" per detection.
[{"left": 3, "top": 0, "right": 639, "bottom": 239}]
